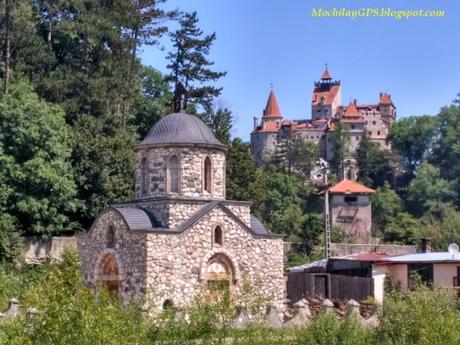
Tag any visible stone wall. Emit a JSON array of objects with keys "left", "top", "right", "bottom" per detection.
[
  {"left": 78, "top": 209, "right": 148, "bottom": 301},
  {"left": 143, "top": 205, "right": 284, "bottom": 310},
  {"left": 79, "top": 205, "right": 285, "bottom": 311},
  {"left": 135, "top": 146, "right": 226, "bottom": 200},
  {"left": 24, "top": 236, "right": 78, "bottom": 264}
]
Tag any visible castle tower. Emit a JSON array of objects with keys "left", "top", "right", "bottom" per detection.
[
  {"left": 379, "top": 92, "right": 396, "bottom": 126},
  {"left": 250, "top": 88, "right": 283, "bottom": 166},
  {"left": 311, "top": 67, "right": 342, "bottom": 120}
]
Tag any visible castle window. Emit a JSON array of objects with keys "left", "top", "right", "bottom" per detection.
[
  {"left": 141, "top": 157, "right": 148, "bottom": 195},
  {"left": 372, "top": 121, "right": 376, "bottom": 125},
  {"left": 168, "top": 155, "right": 179, "bottom": 193},
  {"left": 368, "top": 131, "right": 372, "bottom": 136},
  {"left": 377, "top": 131, "right": 381, "bottom": 136},
  {"left": 214, "top": 226, "right": 223, "bottom": 246},
  {"left": 204, "top": 156, "right": 212, "bottom": 193},
  {"left": 106, "top": 226, "right": 116, "bottom": 249}
]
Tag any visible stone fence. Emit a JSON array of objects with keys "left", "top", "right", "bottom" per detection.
[{"left": 23, "top": 236, "right": 78, "bottom": 264}]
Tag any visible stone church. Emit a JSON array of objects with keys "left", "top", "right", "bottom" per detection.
[{"left": 78, "top": 112, "right": 284, "bottom": 310}]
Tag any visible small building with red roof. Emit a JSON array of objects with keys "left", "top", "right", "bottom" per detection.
[{"left": 328, "top": 179, "right": 375, "bottom": 243}]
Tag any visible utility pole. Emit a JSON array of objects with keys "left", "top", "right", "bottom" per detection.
[{"left": 323, "top": 169, "right": 331, "bottom": 258}]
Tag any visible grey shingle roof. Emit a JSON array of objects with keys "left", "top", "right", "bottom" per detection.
[
  {"left": 114, "top": 207, "right": 164, "bottom": 230},
  {"left": 139, "top": 112, "right": 226, "bottom": 148},
  {"left": 250, "top": 215, "right": 270, "bottom": 235}
]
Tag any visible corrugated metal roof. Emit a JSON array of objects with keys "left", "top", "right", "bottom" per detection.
[
  {"left": 289, "top": 259, "right": 328, "bottom": 273},
  {"left": 139, "top": 112, "right": 226, "bottom": 148},
  {"left": 386, "top": 252, "right": 460, "bottom": 263}
]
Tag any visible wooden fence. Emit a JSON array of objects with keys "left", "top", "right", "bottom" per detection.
[{"left": 287, "top": 272, "right": 374, "bottom": 303}]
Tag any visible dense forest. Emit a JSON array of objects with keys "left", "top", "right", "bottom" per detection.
[{"left": 0, "top": 0, "right": 460, "bottom": 265}]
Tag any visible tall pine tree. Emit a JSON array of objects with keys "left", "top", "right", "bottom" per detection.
[{"left": 167, "top": 11, "right": 226, "bottom": 111}]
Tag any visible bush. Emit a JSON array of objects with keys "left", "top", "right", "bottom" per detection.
[{"left": 0, "top": 215, "right": 22, "bottom": 264}]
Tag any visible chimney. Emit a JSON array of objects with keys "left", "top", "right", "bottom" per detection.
[
  {"left": 253, "top": 117, "right": 259, "bottom": 130},
  {"left": 420, "top": 238, "right": 432, "bottom": 253}
]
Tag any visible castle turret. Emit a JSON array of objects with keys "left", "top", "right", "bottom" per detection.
[{"left": 250, "top": 88, "right": 282, "bottom": 166}]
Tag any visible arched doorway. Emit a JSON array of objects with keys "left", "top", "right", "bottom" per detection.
[
  {"left": 98, "top": 253, "right": 122, "bottom": 298},
  {"left": 205, "top": 254, "right": 234, "bottom": 302}
]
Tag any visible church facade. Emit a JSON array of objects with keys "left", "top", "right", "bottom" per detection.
[
  {"left": 251, "top": 68, "right": 397, "bottom": 171},
  {"left": 78, "top": 112, "right": 284, "bottom": 310}
]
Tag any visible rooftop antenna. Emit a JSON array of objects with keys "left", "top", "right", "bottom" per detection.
[{"left": 448, "top": 243, "right": 459, "bottom": 259}]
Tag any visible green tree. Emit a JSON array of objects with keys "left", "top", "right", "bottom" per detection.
[
  {"left": 406, "top": 161, "right": 454, "bottom": 217},
  {"left": 0, "top": 214, "right": 22, "bottom": 263},
  {"left": 167, "top": 11, "right": 226, "bottom": 111},
  {"left": 296, "top": 213, "right": 323, "bottom": 255},
  {"left": 72, "top": 115, "right": 136, "bottom": 227},
  {"left": 387, "top": 115, "right": 437, "bottom": 181},
  {"left": 226, "top": 138, "right": 257, "bottom": 201},
  {"left": 0, "top": 81, "right": 79, "bottom": 237},
  {"left": 330, "top": 122, "right": 350, "bottom": 180},
  {"left": 432, "top": 104, "right": 460, "bottom": 206},
  {"left": 252, "top": 168, "right": 304, "bottom": 236},
  {"left": 356, "top": 133, "right": 394, "bottom": 188},
  {"left": 384, "top": 212, "right": 420, "bottom": 244},
  {"left": 291, "top": 140, "right": 320, "bottom": 185},
  {"left": 131, "top": 66, "right": 172, "bottom": 138},
  {"left": 371, "top": 183, "right": 402, "bottom": 236},
  {"left": 200, "top": 102, "right": 233, "bottom": 145}
]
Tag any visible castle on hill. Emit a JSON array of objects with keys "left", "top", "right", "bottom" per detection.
[{"left": 250, "top": 68, "right": 397, "bottom": 175}]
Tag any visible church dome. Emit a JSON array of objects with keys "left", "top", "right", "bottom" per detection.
[{"left": 139, "top": 112, "right": 226, "bottom": 149}]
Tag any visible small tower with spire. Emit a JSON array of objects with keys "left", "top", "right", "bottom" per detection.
[
  {"left": 250, "top": 87, "right": 283, "bottom": 166},
  {"left": 312, "top": 66, "right": 342, "bottom": 120}
]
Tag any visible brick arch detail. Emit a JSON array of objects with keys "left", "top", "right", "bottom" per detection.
[{"left": 94, "top": 249, "right": 126, "bottom": 281}]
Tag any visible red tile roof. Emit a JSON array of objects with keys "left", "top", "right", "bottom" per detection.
[
  {"left": 329, "top": 179, "right": 375, "bottom": 194},
  {"left": 379, "top": 92, "right": 395, "bottom": 107},
  {"left": 343, "top": 101, "right": 360, "bottom": 117},
  {"left": 263, "top": 89, "right": 282, "bottom": 118},
  {"left": 253, "top": 120, "right": 279, "bottom": 133},
  {"left": 321, "top": 68, "right": 332, "bottom": 80},
  {"left": 311, "top": 85, "right": 340, "bottom": 106}
]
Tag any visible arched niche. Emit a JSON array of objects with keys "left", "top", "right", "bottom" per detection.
[{"left": 95, "top": 251, "right": 124, "bottom": 298}]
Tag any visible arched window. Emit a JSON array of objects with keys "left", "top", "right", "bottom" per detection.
[
  {"left": 106, "top": 226, "right": 115, "bottom": 248},
  {"left": 168, "top": 155, "right": 179, "bottom": 193},
  {"left": 99, "top": 253, "right": 121, "bottom": 298},
  {"left": 141, "top": 157, "right": 148, "bottom": 195},
  {"left": 214, "top": 226, "right": 223, "bottom": 246},
  {"left": 204, "top": 156, "right": 212, "bottom": 193}
]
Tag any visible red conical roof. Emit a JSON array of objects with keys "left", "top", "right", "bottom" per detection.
[
  {"left": 263, "top": 89, "right": 282, "bottom": 118},
  {"left": 321, "top": 68, "right": 332, "bottom": 80}
]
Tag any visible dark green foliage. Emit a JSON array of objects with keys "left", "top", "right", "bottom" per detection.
[
  {"left": 200, "top": 102, "right": 233, "bottom": 145},
  {"left": 406, "top": 162, "right": 454, "bottom": 217},
  {"left": 432, "top": 104, "right": 460, "bottom": 206},
  {"left": 72, "top": 114, "right": 136, "bottom": 227},
  {"left": 251, "top": 167, "right": 304, "bottom": 236},
  {"left": 356, "top": 133, "right": 394, "bottom": 188},
  {"left": 131, "top": 66, "right": 172, "bottom": 138},
  {"left": 295, "top": 213, "right": 323, "bottom": 254},
  {"left": 384, "top": 212, "right": 420, "bottom": 244},
  {"left": 371, "top": 183, "right": 402, "bottom": 236},
  {"left": 387, "top": 115, "right": 437, "bottom": 181},
  {"left": 167, "top": 11, "right": 226, "bottom": 111},
  {"left": 0, "top": 81, "right": 79, "bottom": 237},
  {"left": 0, "top": 215, "right": 22, "bottom": 263},
  {"left": 226, "top": 138, "right": 257, "bottom": 201},
  {"left": 330, "top": 122, "right": 350, "bottom": 180}
]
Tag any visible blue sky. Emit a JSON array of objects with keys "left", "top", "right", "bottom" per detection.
[{"left": 140, "top": 0, "right": 460, "bottom": 141}]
